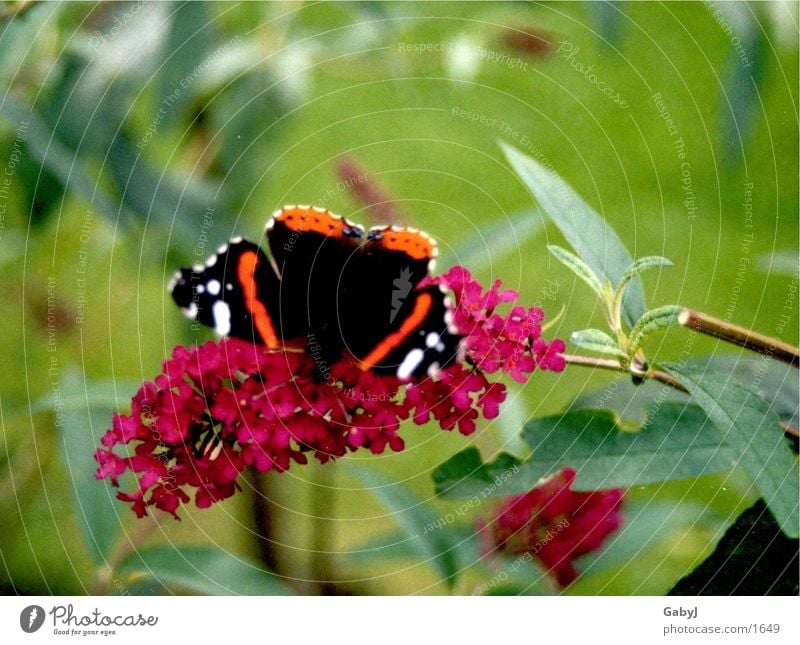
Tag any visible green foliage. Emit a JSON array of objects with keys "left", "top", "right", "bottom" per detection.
[
  {"left": 346, "top": 465, "right": 459, "bottom": 588},
  {"left": 575, "top": 354, "right": 798, "bottom": 430},
  {"left": 627, "top": 305, "right": 683, "bottom": 358},
  {"left": 435, "top": 403, "right": 737, "bottom": 498},
  {"left": 502, "top": 142, "right": 645, "bottom": 327},
  {"left": 662, "top": 362, "right": 799, "bottom": 538},
  {"left": 54, "top": 370, "right": 134, "bottom": 565},
  {"left": 433, "top": 448, "right": 524, "bottom": 500},
  {"left": 613, "top": 257, "right": 673, "bottom": 328},
  {"left": 117, "top": 546, "right": 294, "bottom": 595},
  {"left": 547, "top": 245, "right": 604, "bottom": 299},
  {"left": 0, "top": 97, "right": 125, "bottom": 224},
  {"left": 1, "top": 0, "right": 796, "bottom": 597},
  {"left": 570, "top": 328, "right": 628, "bottom": 360},
  {"left": 545, "top": 244, "right": 679, "bottom": 363}
]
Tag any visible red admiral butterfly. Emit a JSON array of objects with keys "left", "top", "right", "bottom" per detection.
[{"left": 170, "top": 206, "right": 463, "bottom": 380}]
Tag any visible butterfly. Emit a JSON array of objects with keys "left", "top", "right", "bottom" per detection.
[{"left": 169, "top": 206, "right": 462, "bottom": 380}]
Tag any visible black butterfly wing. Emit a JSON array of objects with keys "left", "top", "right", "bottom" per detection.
[{"left": 169, "top": 238, "right": 282, "bottom": 347}]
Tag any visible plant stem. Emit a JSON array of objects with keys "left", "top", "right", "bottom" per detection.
[
  {"left": 247, "top": 468, "right": 280, "bottom": 573},
  {"left": 309, "top": 463, "right": 338, "bottom": 595},
  {"left": 91, "top": 519, "right": 158, "bottom": 595},
  {"left": 679, "top": 309, "right": 799, "bottom": 368},
  {"left": 563, "top": 353, "right": 799, "bottom": 439},
  {"left": 562, "top": 353, "right": 687, "bottom": 392}
]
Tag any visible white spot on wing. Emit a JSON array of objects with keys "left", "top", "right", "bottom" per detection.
[
  {"left": 397, "top": 348, "right": 425, "bottom": 380},
  {"left": 206, "top": 279, "right": 221, "bottom": 296},
  {"left": 427, "top": 362, "right": 440, "bottom": 377},
  {"left": 213, "top": 301, "right": 232, "bottom": 336},
  {"left": 168, "top": 272, "right": 182, "bottom": 292},
  {"left": 195, "top": 284, "right": 205, "bottom": 294},
  {"left": 205, "top": 255, "right": 217, "bottom": 267},
  {"left": 425, "top": 332, "right": 439, "bottom": 348},
  {"left": 184, "top": 303, "right": 198, "bottom": 320}
]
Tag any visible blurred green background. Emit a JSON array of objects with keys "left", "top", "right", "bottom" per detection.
[{"left": 0, "top": 1, "right": 797, "bottom": 595}]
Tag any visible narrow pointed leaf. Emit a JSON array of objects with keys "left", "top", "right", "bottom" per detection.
[
  {"left": 547, "top": 245, "right": 604, "bottom": 299},
  {"left": 571, "top": 328, "right": 627, "bottom": 360},
  {"left": 502, "top": 142, "right": 645, "bottom": 327},
  {"left": 614, "top": 256, "right": 673, "bottom": 323},
  {"left": 627, "top": 305, "right": 683, "bottom": 356}
]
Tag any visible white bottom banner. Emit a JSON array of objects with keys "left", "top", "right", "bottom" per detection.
[{"left": 2, "top": 596, "right": 797, "bottom": 644}]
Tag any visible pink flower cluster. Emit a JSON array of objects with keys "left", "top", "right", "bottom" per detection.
[
  {"left": 483, "top": 468, "right": 624, "bottom": 587},
  {"left": 95, "top": 267, "right": 564, "bottom": 518},
  {"left": 431, "top": 267, "right": 565, "bottom": 381}
]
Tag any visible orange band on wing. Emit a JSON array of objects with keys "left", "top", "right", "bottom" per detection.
[
  {"left": 274, "top": 206, "right": 361, "bottom": 239},
  {"left": 356, "top": 292, "right": 433, "bottom": 370},
  {"left": 237, "top": 250, "right": 279, "bottom": 348},
  {"left": 369, "top": 227, "right": 436, "bottom": 260}
]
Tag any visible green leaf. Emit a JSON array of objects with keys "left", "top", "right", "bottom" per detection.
[
  {"left": 627, "top": 305, "right": 683, "bottom": 356},
  {"left": 433, "top": 447, "right": 523, "bottom": 499},
  {"left": 574, "top": 354, "right": 798, "bottom": 430},
  {"left": 212, "top": 71, "right": 291, "bottom": 212},
  {"left": 156, "top": 1, "right": 217, "bottom": 129},
  {"left": 669, "top": 500, "right": 799, "bottom": 595},
  {"left": 571, "top": 328, "right": 627, "bottom": 360},
  {"left": 0, "top": 97, "right": 126, "bottom": 224},
  {"left": 344, "top": 526, "right": 481, "bottom": 575},
  {"left": 58, "top": 369, "right": 132, "bottom": 564},
  {"left": 547, "top": 245, "right": 604, "bottom": 299},
  {"left": 434, "top": 403, "right": 736, "bottom": 498},
  {"left": 344, "top": 530, "right": 428, "bottom": 563},
  {"left": 106, "top": 134, "right": 213, "bottom": 243},
  {"left": 501, "top": 142, "right": 645, "bottom": 327},
  {"left": 572, "top": 498, "right": 734, "bottom": 595},
  {"left": 662, "top": 362, "right": 799, "bottom": 538},
  {"left": 614, "top": 256, "right": 673, "bottom": 325},
  {"left": 346, "top": 464, "right": 459, "bottom": 587},
  {"left": 440, "top": 208, "right": 545, "bottom": 271},
  {"left": 117, "top": 546, "right": 294, "bottom": 595},
  {"left": 523, "top": 404, "right": 737, "bottom": 490}
]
